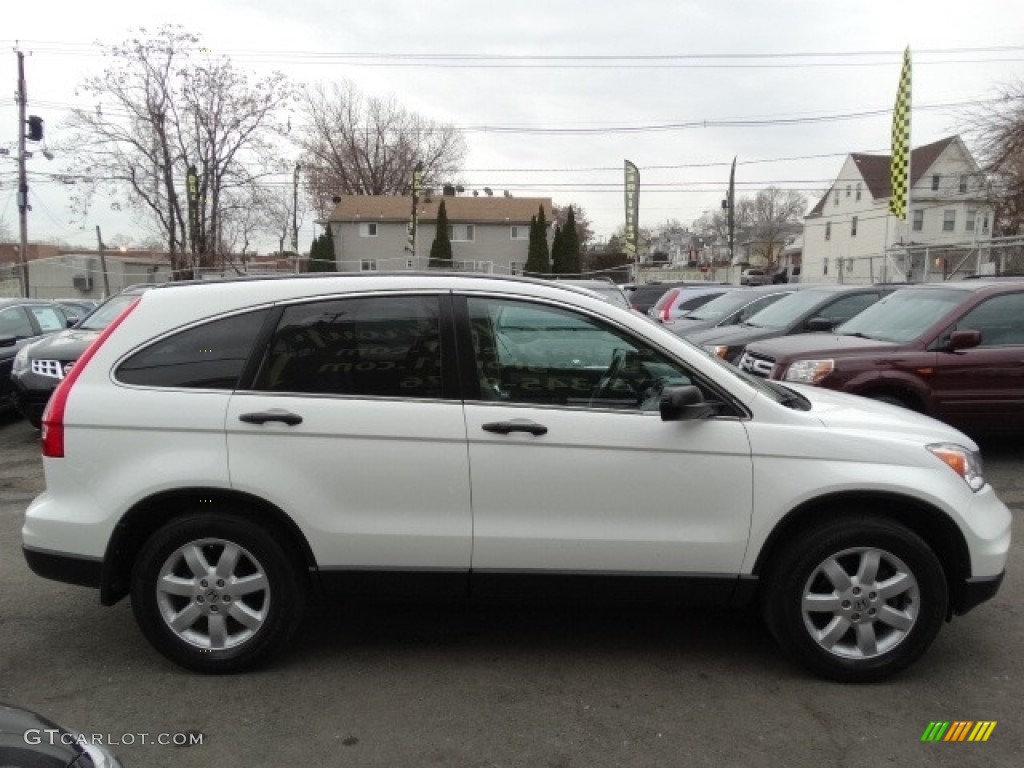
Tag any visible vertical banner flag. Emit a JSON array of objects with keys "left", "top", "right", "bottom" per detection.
[
  {"left": 889, "top": 47, "right": 912, "bottom": 219},
  {"left": 406, "top": 164, "right": 423, "bottom": 253},
  {"left": 728, "top": 156, "right": 736, "bottom": 262},
  {"left": 624, "top": 160, "right": 640, "bottom": 260}
]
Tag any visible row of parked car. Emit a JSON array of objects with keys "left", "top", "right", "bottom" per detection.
[
  {"left": 617, "top": 277, "right": 1024, "bottom": 435},
  {"left": 0, "top": 295, "right": 120, "bottom": 426}
]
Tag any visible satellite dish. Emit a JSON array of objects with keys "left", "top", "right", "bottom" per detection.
[{"left": 484, "top": 188, "right": 493, "bottom": 196}]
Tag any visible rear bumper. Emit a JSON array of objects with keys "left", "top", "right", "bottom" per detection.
[{"left": 23, "top": 546, "right": 102, "bottom": 589}]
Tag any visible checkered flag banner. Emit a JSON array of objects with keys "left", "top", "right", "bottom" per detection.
[{"left": 889, "top": 47, "right": 912, "bottom": 219}]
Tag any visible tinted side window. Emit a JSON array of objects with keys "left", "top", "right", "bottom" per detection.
[
  {"left": 253, "top": 295, "right": 443, "bottom": 398},
  {"left": 0, "top": 307, "right": 32, "bottom": 338},
  {"left": 117, "top": 309, "right": 269, "bottom": 389},
  {"left": 736, "top": 294, "right": 784, "bottom": 323},
  {"left": 958, "top": 292, "right": 1024, "bottom": 346}
]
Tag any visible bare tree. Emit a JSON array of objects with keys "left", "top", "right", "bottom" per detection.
[
  {"left": 62, "top": 25, "right": 294, "bottom": 277},
  {"left": 963, "top": 79, "right": 1024, "bottom": 236},
  {"left": 297, "top": 80, "right": 467, "bottom": 215},
  {"left": 742, "top": 188, "right": 806, "bottom": 267}
]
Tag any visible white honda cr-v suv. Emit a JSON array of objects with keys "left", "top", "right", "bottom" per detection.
[{"left": 22, "top": 274, "right": 1010, "bottom": 681}]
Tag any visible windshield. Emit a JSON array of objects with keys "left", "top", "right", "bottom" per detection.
[
  {"left": 79, "top": 294, "right": 140, "bottom": 331},
  {"left": 742, "top": 288, "right": 836, "bottom": 330},
  {"left": 835, "top": 288, "right": 964, "bottom": 342}
]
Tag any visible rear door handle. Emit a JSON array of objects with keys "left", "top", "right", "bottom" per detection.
[
  {"left": 239, "top": 409, "right": 303, "bottom": 426},
  {"left": 482, "top": 419, "right": 548, "bottom": 436}
]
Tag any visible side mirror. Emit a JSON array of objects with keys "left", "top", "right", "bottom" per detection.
[
  {"left": 805, "top": 317, "right": 834, "bottom": 332},
  {"left": 660, "top": 385, "right": 715, "bottom": 421},
  {"left": 948, "top": 330, "right": 981, "bottom": 351}
]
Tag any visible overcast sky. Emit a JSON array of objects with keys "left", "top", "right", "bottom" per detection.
[{"left": 3, "top": 0, "right": 1023, "bottom": 253}]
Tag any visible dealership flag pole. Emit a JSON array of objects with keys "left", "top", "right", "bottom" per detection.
[
  {"left": 624, "top": 160, "right": 640, "bottom": 281},
  {"left": 889, "top": 47, "right": 912, "bottom": 228}
]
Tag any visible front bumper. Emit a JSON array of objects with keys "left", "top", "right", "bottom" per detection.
[
  {"left": 10, "top": 371, "right": 58, "bottom": 426},
  {"left": 953, "top": 571, "right": 1004, "bottom": 616}
]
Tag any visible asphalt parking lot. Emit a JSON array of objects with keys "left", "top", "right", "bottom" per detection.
[{"left": 0, "top": 412, "right": 1021, "bottom": 768}]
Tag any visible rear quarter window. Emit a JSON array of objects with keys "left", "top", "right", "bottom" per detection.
[{"left": 116, "top": 309, "right": 270, "bottom": 389}]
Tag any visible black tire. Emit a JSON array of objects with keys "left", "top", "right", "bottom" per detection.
[
  {"left": 131, "top": 513, "right": 306, "bottom": 673},
  {"left": 761, "top": 516, "right": 947, "bottom": 683}
]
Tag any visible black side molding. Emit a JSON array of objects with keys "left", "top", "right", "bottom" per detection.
[{"left": 952, "top": 572, "right": 1005, "bottom": 616}]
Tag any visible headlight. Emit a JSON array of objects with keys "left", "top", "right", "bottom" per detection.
[
  {"left": 12, "top": 344, "right": 31, "bottom": 375},
  {"left": 784, "top": 359, "right": 834, "bottom": 384},
  {"left": 927, "top": 443, "right": 985, "bottom": 492},
  {"left": 703, "top": 345, "right": 730, "bottom": 359}
]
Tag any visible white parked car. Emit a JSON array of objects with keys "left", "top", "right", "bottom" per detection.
[
  {"left": 23, "top": 274, "right": 1010, "bottom": 680},
  {"left": 740, "top": 268, "right": 772, "bottom": 286}
]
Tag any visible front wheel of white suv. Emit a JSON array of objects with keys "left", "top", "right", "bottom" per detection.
[
  {"left": 130, "top": 513, "right": 306, "bottom": 673},
  {"left": 762, "top": 516, "right": 948, "bottom": 682}
]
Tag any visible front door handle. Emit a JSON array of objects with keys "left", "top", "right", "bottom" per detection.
[
  {"left": 482, "top": 418, "right": 548, "bottom": 436},
  {"left": 239, "top": 409, "right": 303, "bottom": 426}
]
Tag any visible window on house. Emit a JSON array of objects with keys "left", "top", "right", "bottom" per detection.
[
  {"left": 932, "top": 174, "right": 940, "bottom": 191},
  {"left": 358, "top": 222, "right": 378, "bottom": 237},
  {"left": 448, "top": 224, "right": 476, "bottom": 242},
  {"left": 846, "top": 185, "right": 851, "bottom": 198},
  {"left": 943, "top": 210, "right": 956, "bottom": 232},
  {"left": 834, "top": 191, "right": 839, "bottom": 206},
  {"left": 360, "top": 259, "right": 378, "bottom": 272},
  {"left": 966, "top": 209, "right": 977, "bottom": 232},
  {"left": 823, "top": 258, "right": 829, "bottom": 276},
  {"left": 856, "top": 183, "right": 862, "bottom": 201},
  {"left": 851, "top": 216, "right": 858, "bottom": 237},
  {"left": 982, "top": 212, "right": 990, "bottom": 231},
  {"left": 959, "top": 175, "right": 968, "bottom": 193},
  {"left": 510, "top": 226, "right": 530, "bottom": 241},
  {"left": 825, "top": 222, "right": 831, "bottom": 241},
  {"left": 912, "top": 210, "right": 924, "bottom": 231},
  {"left": 405, "top": 259, "right": 415, "bottom": 269}
]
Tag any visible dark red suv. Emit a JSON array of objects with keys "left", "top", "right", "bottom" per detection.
[{"left": 737, "top": 279, "right": 1024, "bottom": 434}]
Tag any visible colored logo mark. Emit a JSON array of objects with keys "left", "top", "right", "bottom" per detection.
[{"left": 921, "top": 721, "right": 997, "bottom": 742}]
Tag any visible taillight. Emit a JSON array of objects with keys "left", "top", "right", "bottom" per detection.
[
  {"left": 41, "top": 298, "right": 141, "bottom": 458},
  {"left": 659, "top": 289, "right": 679, "bottom": 323}
]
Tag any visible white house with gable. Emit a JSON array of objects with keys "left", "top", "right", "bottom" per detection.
[{"left": 802, "top": 136, "right": 994, "bottom": 283}]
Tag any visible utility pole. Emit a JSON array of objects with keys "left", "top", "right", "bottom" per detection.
[
  {"left": 292, "top": 162, "right": 300, "bottom": 272},
  {"left": 95, "top": 226, "right": 111, "bottom": 297},
  {"left": 16, "top": 50, "right": 30, "bottom": 298}
]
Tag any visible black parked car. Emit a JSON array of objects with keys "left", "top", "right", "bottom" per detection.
[
  {"left": 11, "top": 286, "right": 150, "bottom": 427},
  {"left": 54, "top": 298, "right": 100, "bottom": 324},
  {"left": 0, "top": 702, "right": 122, "bottom": 767},
  {"left": 685, "top": 284, "right": 902, "bottom": 364},
  {"left": 1, "top": 299, "right": 71, "bottom": 414}
]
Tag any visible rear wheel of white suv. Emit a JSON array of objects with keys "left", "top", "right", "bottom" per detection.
[
  {"left": 130, "top": 513, "right": 306, "bottom": 673},
  {"left": 762, "top": 517, "right": 948, "bottom": 682}
]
